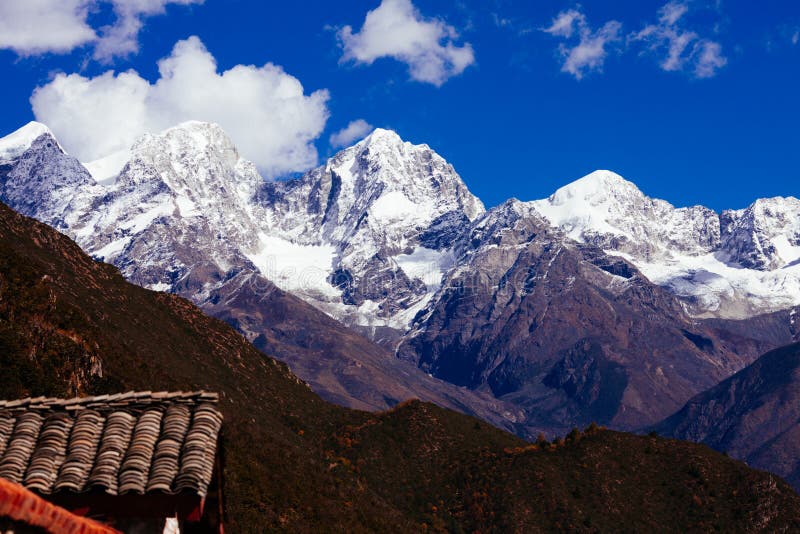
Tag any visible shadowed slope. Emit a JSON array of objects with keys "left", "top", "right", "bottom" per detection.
[{"left": 657, "top": 342, "right": 800, "bottom": 491}]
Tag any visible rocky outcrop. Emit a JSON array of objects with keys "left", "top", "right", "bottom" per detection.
[{"left": 398, "top": 200, "right": 765, "bottom": 433}]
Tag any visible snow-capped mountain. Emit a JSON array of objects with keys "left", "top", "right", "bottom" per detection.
[
  {"left": 0, "top": 119, "right": 797, "bottom": 434},
  {"left": 0, "top": 122, "right": 484, "bottom": 336},
  {"left": 531, "top": 170, "right": 800, "bottom": 318},
  {"left": 6, "top": 121, "right": 796, "bottom": 331},
  {"left": 0, "top": 121, "right": 56, "bottom": 161},
  {"left": 0, "top": 123, "right": 97, "bottom": 230},
  {"left": 0, "top": 120, "right": 531, "bottom": 429},
  {"left": 250, "top": 127, "right": 484, "bottom": 337}
]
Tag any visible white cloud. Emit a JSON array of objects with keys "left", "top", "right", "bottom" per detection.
[
  {"left": 561, "top": 21, "right": 623, "bottom": 79},
  {"left": 792, "top": 30, "right": 799, "bottom": 46},
  {"left": 659, "top": 1, "right": 689, "bottom": 26},
  {"left": 0, "top": 0, "right": 201, "bottom": 60},
  {"left": 30, "top": 36, "right": 330, "bottom": 178},
  {"left": 543, "top": 7, "right": 623, "bottom": 80},
  {"left": 632, "top": 1, "right": 727, "bottom": 78},
  {"left": 330, "top": 119, "right": 374, "bottom": 148},
  {"left": 338, "top": 0, "right": 475, "bottom": 86},
  {"left": 0, "top": 0, "right": 96, "bottom": 55},
  {"left": 543, "top": 2, "right": 727, "bottom": 80},
  {"left": 94, "top": 0, "right": 203, "bottom": 62},
  {"left": 693, "top": 40, "right": 726, "bottom": 78},
  {"left": 542, "top": 9, "right": 584, "bottom": 39}
]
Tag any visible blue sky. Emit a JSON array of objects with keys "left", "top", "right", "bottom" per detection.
[{"left": 0, "top": 0, "right": 798, "bottom": 210}]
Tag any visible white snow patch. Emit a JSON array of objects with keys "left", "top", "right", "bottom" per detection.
[
  {"left": 635, "top": 251, "right": 800, "bottom": 317},
  {"left": 148, "top": 282, "right": 172, "bottom": 292},
  {"left": 246, "top": 234, "right": 339, "bottom": 296},
  {"left": 389, "top": 294, "right": 434, "bottom": 330},
  {"left": 120, "top": 203, "right": 174, "bottom": 233},
  {"left": 352, "top": 292, "right": 434, "bottom": 331},
  {"left": 370, "top": 191, "right": 425, "bottom": 223},
  {"left": 773, "top": 235, "right": 800, "bottom": 267},
  {"left": 394, "top": 246, "right": 455, "bottom": 290},
  {"left": 82, "top": 149, "right": 130, "bottom": 184},
  {"left": 175, "top": 196, "right": 200, "bottom": 217},
  {"left": 92, "top": 237, "right": 131, "bottom": 261}
]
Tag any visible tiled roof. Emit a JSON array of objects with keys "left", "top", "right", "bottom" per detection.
[
  {"left": 0, "top": 477, "right": 120, "bottom": 534},
  {"left": 0, "top": 391, "right": 222, "bottom": 498}
]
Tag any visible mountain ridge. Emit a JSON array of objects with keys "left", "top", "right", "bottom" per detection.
[
  {"left": 0, "top": 122, "right": 531, "bottom": 432},
  {"left": 531, "top": 169, "right": 800, "bottom": 319},
  {"left": 0, "top": 120, "right": 797, "bottom": 437},
  {"left": 3, "top": 120, "right": 797, "bottom": 324}
]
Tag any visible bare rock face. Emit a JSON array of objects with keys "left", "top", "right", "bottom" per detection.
[
  {"left": 398, "top": 200, "right": 765, "bottom": 433},
  {"left": 542, "top": 339, "right": 628, "bottom": 424},
  {"left": 656, "top": 341, "right": 800, "bottom": 491}
]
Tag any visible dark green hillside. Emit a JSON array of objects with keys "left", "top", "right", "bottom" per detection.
[
  {"left": 327, "top": 404, "right": 800, "bottom": 532},
  {"left": 1, "top": 200, "right": 799, "bottom": 533}
]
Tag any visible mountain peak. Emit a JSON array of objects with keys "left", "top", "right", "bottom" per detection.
[
  {"left": 748, "top": 195, "right": 800, "bottom": 213},
  {"left": 318, "top": 125, "right": 484, "bottom": 224},
  {"left": 531, "top": 170, "right": 648, "bottom": 243},
  {"left": 165, "top": 119, "right": 227, "bottom": 136},
  {"left": 720, "top": 195, "right": 800, "bottom": 271},
  {"left": 361, "top": 127, "right": 403, "bottom": 146},
  {"left": 82, "top": 121, "right": 242, "bottom": 184},
  {"left": 548, "top": 170, "right": 641, "bottom": 205},
  {"left": 354, "top": 128, "right": 439, "bottom": 159},
  {"left": 0, "top": 121, "right": 56, "bottom": 161},
  {"left": 135, "top": 121, "right": 237, "bottom": 153},
  {"left": 128, "top": 120, "right": 246, "bottom": 179}
]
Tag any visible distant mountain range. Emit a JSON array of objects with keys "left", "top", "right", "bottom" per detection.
[
  {"left": 0, "top": 120, "right": 798, "bottom": 439},
  {"left": 1, "top": 184, "right": 799, "bottom": 531}
]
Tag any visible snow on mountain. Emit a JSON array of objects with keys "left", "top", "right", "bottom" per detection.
[
  {"left": 70, "top": 121, "right": 272, "bottom": 305},
  {"left": 82, "top": 149, "right": 131, "bottom": 184},
  {"left": 0, "top": 122, "right": 55, "bottom": 162},
  {"left": 0, "top": 121, "right": 485, "bottom": 337},
  {"left": 0, "top": 129, "right": 97, "bottom": 232},
  {"left": 532, "top": 170, "right": 800, "bottom": 318},
  {"left": 2, "top": 118, "right": 799, "bottom": 435},
  {"left": 258, "top": 127, "right": 485, "bottom": 333},
  {"left": 720, "top": 197, "right": 800, "bottom": 270},
  {"left": 1, "top": 119, "right": 797, "bottom": 331},
  {"left": 531, "top": 170, "right": 720, "bottom": 259}
]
